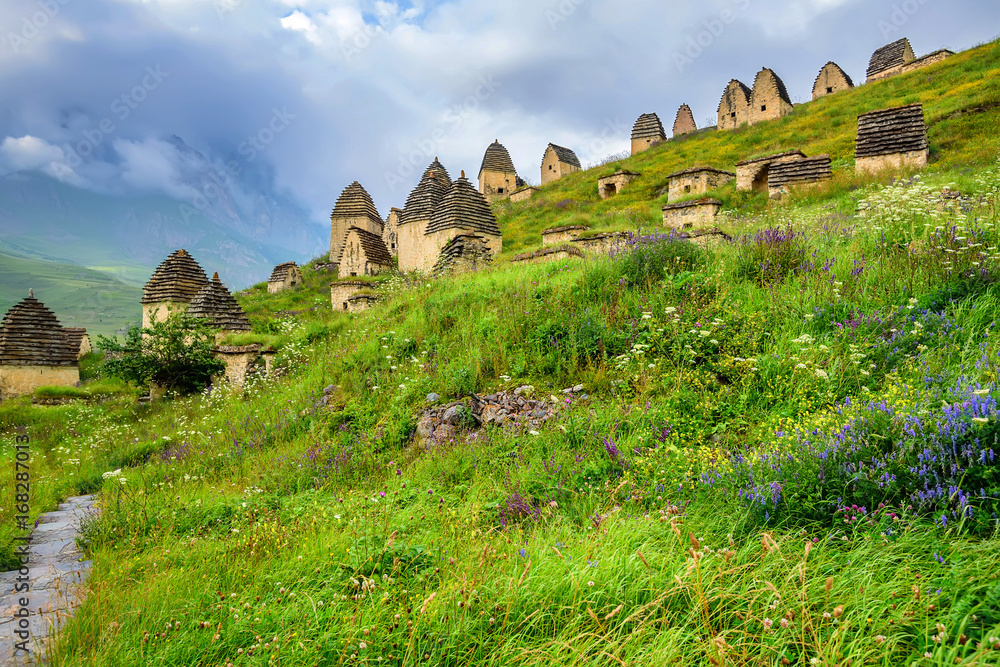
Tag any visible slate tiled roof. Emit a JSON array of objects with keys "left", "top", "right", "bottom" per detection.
[
  {"left": 631, "top": 113, "right": 666, "bottom": 140},
  {"left": 426, "top": 176, "right": 502, "bottom": 237},
  {"left": 423, "top": 158, "right": 452, "bottom": 188},
  {"left": 331, "top": 181, "right": 381, "bottom": 221},
  {"left": 735, "top": 150, "right": 806, "bottom": 167},
  {"left": 666, "top": 166, "right": 736, "bottom": 179},
  {"left": 661, "top": 198, "right": 723, "bottom": 212},
  {"left": 0, "top": 291, "right": 78, "bottom": 366},
  {"left": 268, "top": 262, "right": 299, "bottom": 283},
  {"left": 855, "top": 104, "right": 928, "bottom": 159},
  {"left": 432, "top": 234, "right": 494, "bottom": 276},
  {"left": 768, "top": 155, "right": 833, "bottom": 188},
  {"left": 479, "top": 141, "right": 516, "bottom": 175},
  {"left": 867, "top": 38, "right": 915, "bottom": 78},
  {"left": 401, "top": 163, "right": 451, "bottom": 224},
  {"left": 187, "top": 273, "right": 251, "bottom": 332},
  {"left": 62, "top": 328, "right": 90, "bottom": 356},
  {"left": 141, "top": 249, "right": 210, "bottom": 304},
  {"left": 347, "top": 227, "right": 394, "bottom": 266},
  {"left": 543, "top": 144, "right": 581, "bottom": 169}
]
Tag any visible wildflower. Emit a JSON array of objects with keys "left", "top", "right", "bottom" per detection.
[
  {"left": 587, "top": 581, "right": 594, "bottom": 587},
  {"left": 763, "top": 618, "right": 773, "bottom": 631},
  {"left": 815, "top": 369, "right": 829, "bottom": 380},
  {"left": 780, "top": 618, "right": 789, "bottom": 629},
  {"left": 875, "top": 635, "right": 886, "bottom": 645},
  {"left": 973, "top": 417, "right": 989, "bottom": 424},
  {"left": 664, "top": 307, "right": 677, "bottom": 314}
]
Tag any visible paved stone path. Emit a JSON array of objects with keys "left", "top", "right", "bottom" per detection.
[{"left": 0, "top": 496, "right": 96, "bottom": 666}]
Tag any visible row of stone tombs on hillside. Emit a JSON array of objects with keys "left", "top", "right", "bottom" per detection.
[{"left": 628, "top": 37, "right": 951, "bottom": 156}]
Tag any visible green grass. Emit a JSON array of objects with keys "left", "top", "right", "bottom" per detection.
[
  {"left": 495, "top": 40, "right": 1000, "bottom": 255},
  {"left": 0, "top": 248, "right": 143, "bottom": 338},
  {"left": 5, "top": 38, "right": 1000, "bottom": 667}
]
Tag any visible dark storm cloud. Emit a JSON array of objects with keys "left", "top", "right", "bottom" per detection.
[{"left": 1, "top": 0, "right": 997, "bottom": 222}]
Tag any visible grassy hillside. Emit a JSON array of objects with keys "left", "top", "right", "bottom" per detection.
[
  {"left": 0, "top": 248, "right": 142, "bottom": 337},
  {"left": 4, "top": 39, "right": 1000, "bottom": 667},
  {"left": 496, "top": 39, "right": 1000, "bottom": 254}
]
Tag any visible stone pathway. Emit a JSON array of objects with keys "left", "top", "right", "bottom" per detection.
[{"left": 0, "top": 496, "right": 96, "bottom": 666}]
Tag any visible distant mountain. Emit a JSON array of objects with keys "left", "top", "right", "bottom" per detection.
[
  {"left": 0, "top": 248, "right": 143, "bottom": 338},
  {"left": 0, "top": 148, "right": 326, "bottom": 289},
  {"left": 0, "top": 134, "right": 328, "bottom": 334}
]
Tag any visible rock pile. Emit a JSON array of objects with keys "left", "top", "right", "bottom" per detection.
[{"left": 415, "top": 385, "right": 586, "bottom": 444}]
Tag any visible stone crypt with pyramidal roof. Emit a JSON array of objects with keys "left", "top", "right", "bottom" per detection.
[{"left": 0, "top": 290, "right": 80, "bottom": 399}]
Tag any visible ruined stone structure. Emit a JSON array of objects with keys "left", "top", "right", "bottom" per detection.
[
  {"left": 331, "top": 280, "right": 371, "bottom": 311},
  {"left": 631, "top": 113, "right": 666, "bottom": 155},
  {"left": 749, "top": 68, "right": 794, "bottom": 125},
  {"left": 338, "top": 227, "right": 394, "bottom": 279},
  {"left": 901, "top": 49, "right": 954, "bottom": 76},
  {"left": 672, "top": 104, "right": 697, "bottom": 138},
  {"left": 329, "top": 181, "right": 383, "bottom": 266},
  {"left": 662, "top": 198, "right": 723, "bottom": 230},
  {"left": 541, "top": 144, "right": 581, "bottom": 185},
  {"left": 735, "top": 150, "right": 806, "bottom": 192},
  {"left": 867, "top": 38, "right": 954, "bottom": 82},
  {"left": 478, "top": 141, "right": 521, "bottom": 202},
  {"left": 867, "top": 38, "right": 916, "bottom": 82},
  {"left": 212, "top": 344, "right": 263, "bottom": 391},
  {"left": 267, "top": 262, "right": 303, "bottom": 294},
  {"left": 512, "top": 245, "right": 586, "bottom": 265},
  {"left": 598, "top": 170, "right": 641, "bottom": 199},
  {"left": 542, "top": 225, "right": 588, "bottom": 246},
  {"left": 571, "top": 231, "right": 628, "bottom": 255},
  {"left": 717, "top": 80, "right": 751, "bottom": 131},
  {"left": 398, "top": 159, "right": 452, "bottom": 273},
  {"left": 812, "top": 62, "right": 854, "bottom": 100},
  {"left": 666, "top": 167, "right": 735, "bottom": 203},
  {"left": 62, "top": 328, "right": 92, "bottom": 359},
  {"left": 0, "top": 291, "right": 79, "bottom": 399},
  {"left": 141, "top": 249, "right": 210, "bottom": 328},
  {"left": 767, "top": 155, "right": 833, "bottom": 198},
  {"left": 383, "top": 208, "right": 403, "bottom": 257},
  {"left": 432, "top": 234, "right": 493, "bottom": 276},
  {"left": 855, "top": 104, "right": 929, "bottom": 174},
  {"left": 678, "top": 227, "right": 733, "bottom": 250},
  {"left": 510, "top": 186, "right": 539, "bottom": 203},
  {"left": 188, "top": 273, "right": 252, "bottom": 335},
  {"left": 346, "top": 294, "right": 378, "bottom": 313}
]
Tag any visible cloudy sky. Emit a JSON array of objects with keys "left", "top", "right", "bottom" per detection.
[{"left": 0, "top": 0, "right": 997, "bottom": 227}]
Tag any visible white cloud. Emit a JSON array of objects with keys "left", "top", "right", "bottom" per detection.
[
  {"left": 0, "top": 135, "right": 83, "bottom": 185},
  {"left": 281, "top": 10, "right": 323, "bottom": 45},
  {"left": 112, "top": 138, "right": 201, "bottom": 201}
]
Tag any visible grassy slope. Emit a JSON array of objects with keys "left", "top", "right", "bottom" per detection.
[
  {"left": 496, "top": 40, "right": 1000, "bottom": 254},
  {"left": 0, "top": 248, "right": 143, "bottom": 337},
  {"left": 4, "top": 40, "right": 1000, "bottom": 667}
]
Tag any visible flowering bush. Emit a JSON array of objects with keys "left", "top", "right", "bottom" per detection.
[{"left": 735, "top": 226, "right": 808, "bottom": 285}]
